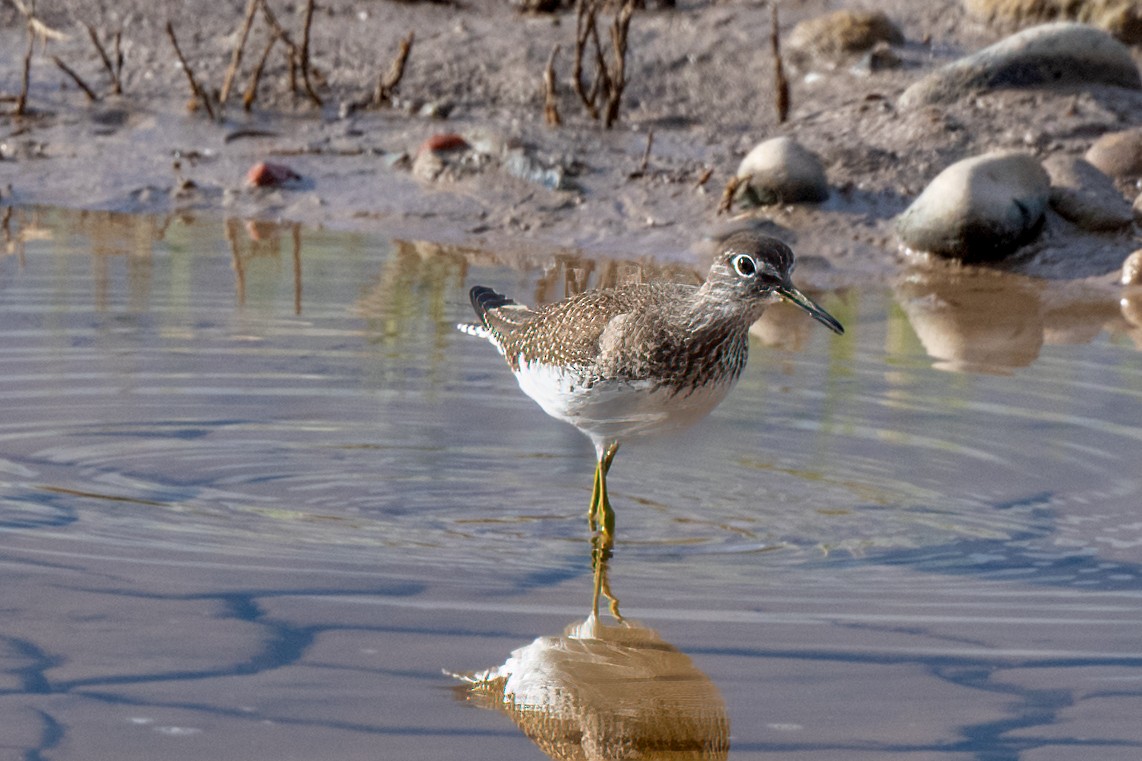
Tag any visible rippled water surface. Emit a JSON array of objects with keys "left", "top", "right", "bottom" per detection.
[{"left": 2, "top": 208, "right": 1142, "bottom": 759}]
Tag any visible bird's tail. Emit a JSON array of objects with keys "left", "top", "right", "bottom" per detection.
[
  {"left": 469, "top": 286, "right": 516, "bottom": 319},
  {"left": 457, "top": 286, "right": 515, "bottom": 339}
]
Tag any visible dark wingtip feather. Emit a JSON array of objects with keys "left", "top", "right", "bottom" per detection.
[{"left": 469, "top": 286, "right": 516, "bottom": 320}]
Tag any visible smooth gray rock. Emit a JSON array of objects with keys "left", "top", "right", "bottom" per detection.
[
  {"left": 899, "top": 23, "right": 1141, "bottom": 110},
  {"left": 1043, "top": 154, "right": 1133, "bottom": 231},
  {"left": 735, "top": 136, "right": 829, "bottom": 205},
  {"left": 1085, "top": 128, "right": 1142, "bottom": 178},
  {"left": 896, "top": 151, "right": 1050, "bottom": 262}
]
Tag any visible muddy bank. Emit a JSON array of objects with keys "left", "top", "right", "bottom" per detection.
[{"left": 1, "top": 0, "right": 1140, "bottom": 281}]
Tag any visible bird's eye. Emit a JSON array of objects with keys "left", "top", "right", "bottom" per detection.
[{"left": 731, "top": 254, "right": 757, "bottom": 278}]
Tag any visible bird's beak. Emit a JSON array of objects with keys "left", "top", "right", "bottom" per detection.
[{"left": 776, "top": 284, "right": 845, "bottom": 335}]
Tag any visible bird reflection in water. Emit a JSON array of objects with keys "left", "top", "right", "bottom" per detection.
[{"left": 450, "top": 548, "right": 729, "bottom": 761}]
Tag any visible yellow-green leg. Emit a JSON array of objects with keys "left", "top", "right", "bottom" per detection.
[{"left": 587, "top": 441, "right": 620, "bottom": 538}]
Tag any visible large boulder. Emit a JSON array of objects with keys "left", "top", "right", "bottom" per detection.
[{"left": 899, "top": 22, "right": 1141, "bottom": 110}]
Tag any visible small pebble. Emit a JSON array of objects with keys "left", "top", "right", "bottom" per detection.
[{"left": 245, "top": 161, "right": 300, "bottom": 188}]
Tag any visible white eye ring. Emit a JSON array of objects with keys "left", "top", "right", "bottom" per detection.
[{"left": 731, "top": 254, "right": 757, "bottom": 278}]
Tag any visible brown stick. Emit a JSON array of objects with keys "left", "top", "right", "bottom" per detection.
[
  {"left": 297, "top": 0, "right": 322, "bottom": 106},
  {"left": 543, "top": 43, "right": 561, "bottom": 127},
  {"left": 52, "top": 56, "right": 100, "bottom": 101},
  {"left": 16, "top": 22, "right": 33, "bottom": 116},
  {"left": 717, "top": 175, "right": 745, "bottom": 215},
  {"left": 242, "top": 33, "right": 276, "bottom": 111},
  {"left": 220, "top": 0, "right": 260, "bottom": 103},
  {"left": 84, "top": 23, "right": 121, "bottom": 94},
  {"left": 372, "top": 31, "right": 414, "bottom": 106},
  {"left": 603, "top": 0, "right": 634, "bottom": 128},
  {"left": 114, "top": 31, "right": 123, "bottom": 85},
  {"left": 637, "top": 128, "right": 653, "bottom": 174},
  {"left": 572, "top": 0, "right": 600, "bottom": 119},
  {"left": 166, "top": 21, "right": 217, "bottom": 120},
  {"left": 258, "top": 0, "right": 302, "bottom": 96},
  {"left": 770, "top": 3, "right": 789, "bottom": 124}
]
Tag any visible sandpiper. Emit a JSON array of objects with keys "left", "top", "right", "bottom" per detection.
[{"left": 461, "top": 231, "right": 844, "bottom": 537}]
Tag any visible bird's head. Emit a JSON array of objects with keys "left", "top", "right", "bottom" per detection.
[{"left": 702, "top": 232, "right": 844, "bottom": 335}]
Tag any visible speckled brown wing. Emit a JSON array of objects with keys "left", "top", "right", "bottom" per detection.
[{"left": 499, "top": 284, "right": 683, "bottom": 372}]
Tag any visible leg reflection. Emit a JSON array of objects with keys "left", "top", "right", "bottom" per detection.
[{"left": 591, "top": 532, "right": 623, "bottom": 622}]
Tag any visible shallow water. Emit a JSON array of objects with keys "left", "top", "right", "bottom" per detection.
[{"left": 2, "top": 208, "right": 1142, "bottom": 760}]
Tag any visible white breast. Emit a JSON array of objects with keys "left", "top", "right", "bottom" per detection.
[{"left": 513, "top": 358, "right": 738, "bottom": 448}]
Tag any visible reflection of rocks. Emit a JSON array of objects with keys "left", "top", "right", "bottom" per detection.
[
  {"left": 1042, "top": 155, "right": 1133, "bottom": 232},
  {"left": 895, "top": 151, "right": 1048, "bottom": 262},
  {"left": 735, "top": 137, "right": 829, "bottom": 206},
  {"left": 750, "top": 295, "right": 838, "bottom": 351},
  {"left": 896, "top": 268, "right": 1124, "bottom": 372},
  {"left": 895, "top": 269, "right": 1045, "bottom": 373},
  {"left": 899, "top": 23, "right": 1141, "bottom": 109},
  {"left": 1122, "top": 250, "right": 1142, "bottom": 287},
  {"left": 453, "top": 616, "right": 729, "bottom": 761}
]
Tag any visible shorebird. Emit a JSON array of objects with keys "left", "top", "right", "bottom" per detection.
[{"left": 460, "top": 231, "right": 844, "bottom": 538}]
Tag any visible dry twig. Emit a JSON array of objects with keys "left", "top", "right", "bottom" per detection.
[
  {"left": 16, "top": 22, "right": 33, "bottom": 115},
  {"left": 372, "top": 31, "right": 414, "bottom": 106},
  {"left": 637, "top": 128, "right": 653, "bottom": 174},
  {"left": 603, "top": 0, "right": 634, "bottom": 128},
  {"left": 543, "top": 43, "right": 561, "bottom": 127},
  {"left": 572, "top": 0, "right": 636, "bottom": 128},
  {"left": 84, "top": 23, "right": 122, "bottom": 94},
  {"left": 166, "top": 21, "right": 217, "bottom": 120},
  {"left": 52, "top": 55, "right": 99, "bottom": 101},
  {"left": 770, "top": 3, "right": 789, "bottom": 124},
  {"left": 114, "top": 31, "right": 123, "bottom": 84},
  {"left": 717, "top": 174, "right": 745, "bottom": 215},
  {"left": 242, "top": 33, "right": 276, "bottom": 111},
  {"left": 220, "top": 0, "right": 260, "bottom": 103},
  {"left": 298, "top": 0, "right": 322, "bottom": 106},
  {"left": 259, "top": 0, "right": 321, "bottom": 106},
  {"left": 693, "top": 166, "right": 714, "bottom": 191}
]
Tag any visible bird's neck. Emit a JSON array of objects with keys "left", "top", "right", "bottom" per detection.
[{"left": 685, "top": 286, "right": 767, "bottom": 335}]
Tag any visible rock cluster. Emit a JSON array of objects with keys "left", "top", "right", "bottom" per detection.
[{"left": 883, "top": 22, "right": 1141, "bottom": 266}]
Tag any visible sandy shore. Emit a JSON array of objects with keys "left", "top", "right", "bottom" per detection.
[{"left": 2, "top": 0, "right": 1140, "bottom": 280}]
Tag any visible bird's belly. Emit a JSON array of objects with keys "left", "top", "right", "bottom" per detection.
[{"left": 513, "top": 360, "right": 737, "bottom": 446}]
